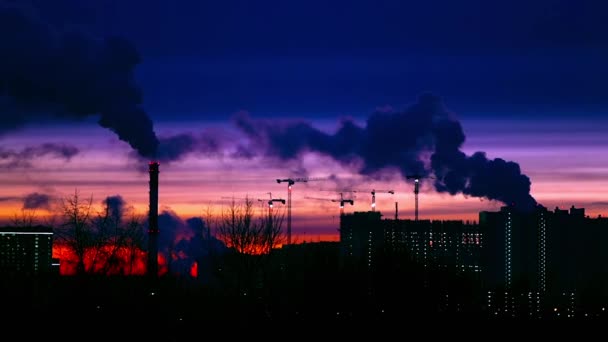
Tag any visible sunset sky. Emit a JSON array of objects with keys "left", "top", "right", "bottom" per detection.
[{"left": 1, "top": 0, "right": 607, "bottom": 241}]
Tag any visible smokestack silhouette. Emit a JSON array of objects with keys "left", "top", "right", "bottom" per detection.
[
  {"left": 147, "top": 161, "right": 159, "bottom": 277},
  {"left": 395, "top": 202, "right": 398, "bottom": 220}
]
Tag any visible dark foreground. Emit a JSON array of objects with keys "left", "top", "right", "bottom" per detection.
[{"left": 1, "top": 274, "right": 606, "bottom": 340}]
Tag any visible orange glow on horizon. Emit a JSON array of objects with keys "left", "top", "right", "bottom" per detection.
[
  {"left": 53, "top": 244, "right": 147, "bottom": 276},
  {"left": 2, "top": 121, "right": 608, "bottom": 243},
  {"left": 190, "top": 261, "right": 197, "bottom": 278}
]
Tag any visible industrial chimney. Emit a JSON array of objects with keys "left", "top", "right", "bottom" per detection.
[
  {"left": 395, "top": 202, "right": 398, "bottom": 220},
  {"left": 147, "top": 161, "right": 159, "bottom": 277}
]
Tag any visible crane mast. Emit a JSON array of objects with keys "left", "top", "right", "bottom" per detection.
[
  {"left": 332, "top": 192, "right": 354, "bottom": 216},
  {"left": 369, "top": 189, "right": 395, "bottom": 212},
  {"left": 406, "top": 175, "right": 432, "bottom": 221},
  {"left": 277, "top": 177, "right": 323, "bottom": 245}
]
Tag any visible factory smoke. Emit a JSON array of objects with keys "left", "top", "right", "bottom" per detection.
[
  {"left": 154, "top": 132, "right": 222, "bottom": 163},
  {"left": 102, "top": 195, "right": 126, "bottom": 222},
  {"left": 1, "top": 3, "right": 536, "bottom": 211},
  {"left": 0, "top": 2, "right": 157, "bottom": 157},
  {"left": 22, "top": 192, "right": 52, "bottom": 210},
  {"left": 0, "top": 192, "right": 52, "bottom": 210},
  {"left": 0, "top": 143, "right": 79, "bottom": 168},
  {"left": 156, "top": 209, "right": 225, "bottom": 276},
  {"left": 236, "top": 94, "right": 537, "bottom": 210},
  {"left": 0, "top": 2, "right": 212, "bottom": 162}
]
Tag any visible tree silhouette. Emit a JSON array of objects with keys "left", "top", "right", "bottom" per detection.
[
  {"left": 92, "top": 199, "right": 146, "bottom": 275},
  {"left": 11, "top": 208, "right": 38, "bottom": 228},
  {"left": 212, "top": 196, "right": 285, "bottom": 297},
  {"left": 54, "top": 190, "right": 146, "bottom": 276},
  {"left": 56, "top": 189, "right": 94, "bottom": 275}
]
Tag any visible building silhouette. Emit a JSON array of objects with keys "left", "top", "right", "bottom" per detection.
[
  {"left": 547, "top": 206, "right": 608, "bottom": 317},
  {"left": 482, "top": 205, "right": 608, "bottom": 318},
  {"left": 0, "top": 225, "right": 56, "bottom": 275},
  {"left": 340, "top": 207, "right": 608, "bottom": 319},
  {"left": 340, "top": 211, "right": 481, "bottom": 275},
  {"left": 339, "top": 211, "right": 483, "bottom": 315},
  {"left": 480, "top": 205, "right": 547, "bottom": 318}
]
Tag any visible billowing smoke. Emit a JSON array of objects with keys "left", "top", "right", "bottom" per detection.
[
  {"left": 23, "top": 192, "right": 51, "bottom": 210},
  {"left": 0, "top": 142, "right": 78, "bottom": 168},
  {"left": 0, "top": 3, "right": 160, "bottom": 158},
  {"left": 102, "top": 195, "right": 126, "bottom": 222},
  {"left": 155, "top": 132, "right": 222, "bottom": 163},
  {"left": 236, "top": 94, "right": 537, "bottom": 210},
  {"left": 431, "top": 120, "right": 536, "bottom": 209},
  {"left": 0, "top": 192, "right": 53, "bottom": 210},
  {"left": 156, "top": 209, "right": 225, "bottom": 277}
]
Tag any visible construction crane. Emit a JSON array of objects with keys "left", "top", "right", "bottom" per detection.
[
  {"left": 352, "top": 189, "right": 395, "bottom": 212},
  {"left": 334, "top": 192, "right": 354, "bottom": 216},
  {"left": 261, "top": 192, "right": 286, "bottom": 217},
  {"left": 268, "top": 198, "right": 286, "bottom": 214},
  {"left": 405, "top": 174, "right": 434, "bottom": 221},
  {"left": 304, "top": 192, "right": 354, "bottom": 216},
  {"left": 276, "top": 177, "right": 325, "bottom": 245}
]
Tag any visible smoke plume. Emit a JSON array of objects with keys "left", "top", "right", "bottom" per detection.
[
  {"left": 0, "top": 142, "right": 79, "bottom": 168},
  {"left": 23, "top": 192, "right": 51, "bottom": 210},
  {"left": 236, "top": 94, "right": 537, "bottom": 210},
  {"left": 102, "top": 195, "right": 126, "bottom": 222},
  {"left": 0, "top": 2, "right": 159, "bottom": 158},
  {"left": 156, "top": 209, "right": 225, "bottom": 276},
  {"left": 155, "top": 132, "right": 222, "bottom": 163}
]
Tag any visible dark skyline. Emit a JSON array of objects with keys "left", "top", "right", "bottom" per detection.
[
  {"left": 2, "top": 2, "right": 608, "bottom": 330},
  {"left": 1, "top": 0, "right": 607, "bottom": 237}
]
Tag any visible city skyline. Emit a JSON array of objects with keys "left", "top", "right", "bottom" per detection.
[
  {"left": 1, "top": 0, "right": 607, "bottom": 241},
  {"left": 1, "top": 113, "right": 607, "bottom": 240},
  {"left": 2, "top": 1, "right": 608, "bottom": 328}
]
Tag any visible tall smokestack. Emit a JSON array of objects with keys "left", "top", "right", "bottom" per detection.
[
  {"left": 147, "top": 161, "right": 159, "bottom": 277},
  {"left": 395, "top": 202, "right": 398, "bottom": 220}
]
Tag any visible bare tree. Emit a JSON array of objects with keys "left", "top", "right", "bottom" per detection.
[
  {"left": 55, "top": 190, "right": 146, "bottom": 276},
  {"left": 216, "top": 197, "right": 285, "bottom": 252},
  {"left": 214, "top": 196, "right": 284, "bottom": 294},
  {"left": 92, "top": 201, "right": 145, "bottom": 275},
  {"left": 259, "top": 206, "right": 285, "bottom": 254},
  {"left": 217, "top": 196, "right": 261, "bottom": 254},
  {"left": 11, "top": 208, "right": 37, "bottom": 228},
  {"left": 122, "top": 213, "right": 146, "bottom": 276},
  {"left": 57, "top": 189, "right": 94, "bottom": 276}
]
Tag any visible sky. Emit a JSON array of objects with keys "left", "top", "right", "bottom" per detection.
[{"left": 1, "top": 0, "right": 607, "bottom": 241}]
